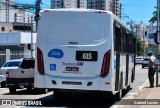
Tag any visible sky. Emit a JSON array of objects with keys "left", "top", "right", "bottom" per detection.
[
  {"left": 15, "top": 0, "right": 156, "bottom": 25},
  {"left": 120, "top": 0, "right": 156, "bottom": 25}
]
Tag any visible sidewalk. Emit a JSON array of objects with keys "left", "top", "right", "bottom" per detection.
[{"left": 121, "top": 73, "right": 160, "bottom": 108}]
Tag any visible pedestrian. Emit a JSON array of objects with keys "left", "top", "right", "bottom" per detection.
[{"left": 147, "top": 50, "right": 156, "bottom": 88}]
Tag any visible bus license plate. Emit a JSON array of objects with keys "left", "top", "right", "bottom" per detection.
[
  {"left": 66, "top": 67, "right": 79, "bottom": 72},
  {"left": 76, "top": 51, "right": 97, "bottom": 61}
]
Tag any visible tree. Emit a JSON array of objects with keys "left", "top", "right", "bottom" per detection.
[
  {"left": 136, "top": 36, "right": 144, "bottom": 56},
  {"left": 149, "top": 7, "right": 157, "bottom": 23}
]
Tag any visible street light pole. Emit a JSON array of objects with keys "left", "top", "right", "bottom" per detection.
[
  {"left": 31, "top": 15, "right": 34, "bottom": 58},
  {"left": 156, "top": 0, "right": 160, "bottom": 87},
  {"left": 143, "top": 28, "right": 145, "bottom": 58}
]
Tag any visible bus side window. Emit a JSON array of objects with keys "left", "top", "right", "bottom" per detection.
[
  {"left": 125, "top": 32, "right": 129, "bottom": 53},
  {"left": 128, "top": 34, "right": 132, "bottom": 54},
  {"left": 114, "top": 24, "right": 116, "bottom": 52},
  {"left": 114, "top": 24, "right": 121, "bottom": 53},
  {"left": 121, "top": 28, "right": 126, "bottom": 53}
]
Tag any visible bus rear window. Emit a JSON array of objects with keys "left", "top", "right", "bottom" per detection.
[{"left": 38, "top": 12, "right": 109, "bottom": 41}]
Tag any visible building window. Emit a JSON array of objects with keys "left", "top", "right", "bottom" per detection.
[{"left": 1, "top": 27, "right": 5, "bottom": 31}]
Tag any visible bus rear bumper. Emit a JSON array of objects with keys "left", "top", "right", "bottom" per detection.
[{"left": 44, "top": 75, "right": 113, "bottom": 92}]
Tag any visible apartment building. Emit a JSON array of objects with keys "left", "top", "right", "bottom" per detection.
[
  {"left": 0, "top": 0, "right": 34, "bottom": 23},
  {"left": 112, "top": 0, "right": 120, "bottom": 17},
  {"left": 64, "top": 0, "right": 78, "bottom": 8},
  {"left": 51, "top": 0, "right": 63, "bottom": 8},
  {"left": 51, "top": 0, "right": 120, "bottom": 16},
  {"left": 0, "top": 0, "right": 15, "bottom": 22}
]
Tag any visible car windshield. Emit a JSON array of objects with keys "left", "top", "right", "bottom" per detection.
[
  {"left": 136, "top": 58, "right": 143, "bottom": 59},
  {"left": 3, "top": 61, "right": 21, "bottom": 67}
]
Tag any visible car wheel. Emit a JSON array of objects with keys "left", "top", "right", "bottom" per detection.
[
  {"left": 142, "top": 65, "right": 144, "bottom": 68},
  {"left": 9, "top": 88, "right": 16, "bottom": 94},
  {"left": 1, "top": 82, "right": 6, "bottom": 88},
  {"left": 27, "top": 87, "right": 32, "bottom": 92}
]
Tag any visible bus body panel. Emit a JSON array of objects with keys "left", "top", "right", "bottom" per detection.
[
  {"left": 34, "top": 73, "right": 46, "bottom": 88},
  {"left": 44, "top": 75, "right": 113, "bottom": 91},
  {"left": 35, "top": 10, "right": 114, "bottom": 91},
  {"left": 34, "top": 9, "right": 134, "bottom": 94}
]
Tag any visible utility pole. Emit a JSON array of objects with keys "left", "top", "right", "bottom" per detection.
[
  {"left": 119, "top": 3, "right": 122, "bottom": 19},
  {"left": 35, "top": 0, "right": 42, "bottom": 31},
  {"left": 31, "top": 15, "right": 34, "bottom": 58},
  {"left": 143, "top": 27, "right": 145, "bottom": 58},
  {"left": 6, "top": 0, "right": 9, "bottom": 22},
  {"left": 156, "top": 0, "right": 160, "bottom": 87}
]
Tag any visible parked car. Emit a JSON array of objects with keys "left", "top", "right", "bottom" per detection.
[
  {"left": 6, "top": 58, "right": 34, "bottom": 93},
  {"left": 0, "top": 71, "right": 6, "bottom": 87},
  {"left": 135, "top": 56, "right": 144, "bottom": 65},
  {"left": 0, "top": 59, "right": 22, "bottom": 87},
  {"left": 142, "top": 58, "right": 149, "bottom": 68},
  {"left": 6, "top": 58, "right": 48, "bottom": 94}
]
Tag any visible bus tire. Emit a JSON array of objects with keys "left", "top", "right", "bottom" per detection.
[
  {"left": 54, "top": 90, "right": 70, "bottom": 100},
  {"left": 54, "top": 90, "right": 63, "bottom": 99},
  {"left": 115, "top": 75, "right": 123, "bottom": 101},
  {"left": 27, "top": 87, "right": 32, "bottom": 92},
  {"left": 39, "top": 89, "right": 48, "bottom": 94},
  {"left": 127, "top": 85, "right": 131, "bottom": 91}
]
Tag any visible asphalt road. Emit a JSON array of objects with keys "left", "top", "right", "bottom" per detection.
[{"left": 0, "top": 64, "right": 148, "bottom": 107}]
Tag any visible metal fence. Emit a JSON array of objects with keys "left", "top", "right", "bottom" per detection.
[{"left": 0, "top": 51, "right": 6, "bottom": 67}]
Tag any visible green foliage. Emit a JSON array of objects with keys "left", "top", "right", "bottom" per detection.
[
  {"left": 136, "top": 36, "right": 144, "bottom": 56},
  {"left": 149, "top": 7, "right": 157, "bottom": 23}
]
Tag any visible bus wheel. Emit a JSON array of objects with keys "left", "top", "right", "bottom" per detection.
[
  {"left": 27, "top": 87, "right": 32, "bottom": 92},
  {"left": 115, "top": 75, "right": 123, "bottom": 101},
  {"left": 127, "top": 85, "right": 131, "bottom": 91},
  {"left": 54, "top": 90, "right": 70, "bottom": 100},
  {"left": 54, "top": 90, "right": 63, "bottom": 100},
  {"left": 35, "top": 88, "right": 48, "bottom": 94}
]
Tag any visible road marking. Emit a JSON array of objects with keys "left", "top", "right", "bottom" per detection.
[{"left": 0, "top": 88, "right": 9, "bottom": 94}]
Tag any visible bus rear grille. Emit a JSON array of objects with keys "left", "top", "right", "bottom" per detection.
[{"left": 62, "top": 81, "right": 82, "bottom": 85}]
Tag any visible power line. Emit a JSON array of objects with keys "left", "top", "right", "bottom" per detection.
[
  {"left": 41, "top": 2, "right": 50, "bottom": 8},
  {"left": 0, "top": 1, "right": 35, "bottom": 11}
]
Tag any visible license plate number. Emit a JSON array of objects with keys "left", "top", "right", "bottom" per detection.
[{"left": 66, "top": 67, "right": 79, "bottom": 72}]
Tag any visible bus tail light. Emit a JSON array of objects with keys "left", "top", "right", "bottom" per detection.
[
  {"left": 101, "top": 49, "right": 111, "bottom": 77},
  {"left": 37, "top": 47, "right": 45, "bottom": 75}
]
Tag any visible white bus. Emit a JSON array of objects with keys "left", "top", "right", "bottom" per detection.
[{"left": 34, "top": 9, "right": 136, "bottom": 100}]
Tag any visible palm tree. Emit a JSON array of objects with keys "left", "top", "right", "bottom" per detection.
[{"left": 149, "top": 7, "right": 157, "bottom": 23}]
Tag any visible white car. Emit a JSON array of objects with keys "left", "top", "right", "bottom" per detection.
[
  {"left": 135, "top": 56, "right": 144, "bottom": 64},
  {"left": 142, "top": 58, "right": 149, "bottom": 68},
  {"left": 0, "top": 59, "right": 22, "bottom": 87}
]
